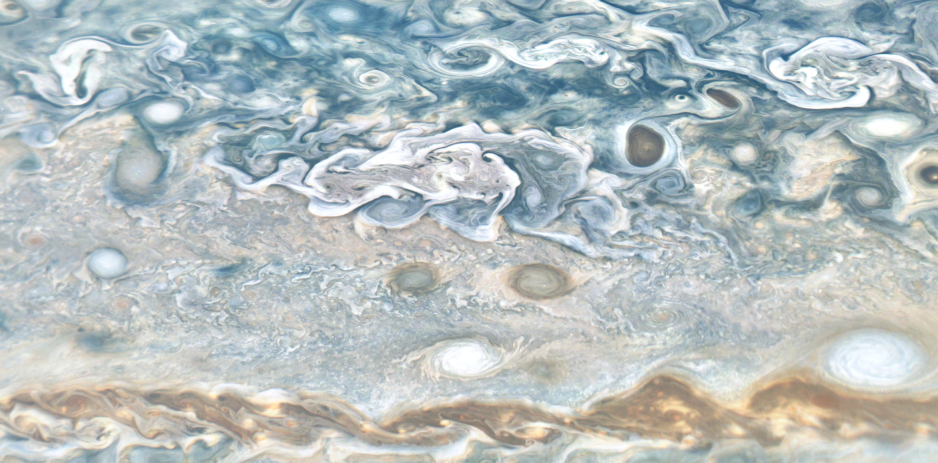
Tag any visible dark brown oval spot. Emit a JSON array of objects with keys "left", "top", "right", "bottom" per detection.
[
  {"left": 525, "top": 359, "right": 567, "bottom": 384},
  {"left": 626, "top": 125, "right": 665, "bottom": 168},
  {"left": 24, "top": 234, "right": 44, "bottom": 247},
  {"left": 810, "top": 393, "right": 840, "bottom": 409},
  {"left": 389, "top": 263, "right": 439, "bottom": 294},
  {"left": 706, "top": 89, "right": 740, "bottom": 109},
  {"left": 920, "top": 165, "right": 938, "bottom": 185},
  {"left": 508, "top": 264, "right": 574, "bottom": 300}
]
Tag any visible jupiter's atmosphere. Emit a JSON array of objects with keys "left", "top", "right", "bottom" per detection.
[{"left": 2, "top": 0, "right": 938, "bottom": 461}]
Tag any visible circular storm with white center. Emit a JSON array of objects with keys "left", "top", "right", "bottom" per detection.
[
  {"left": 730, "top": 142, "right": 759, "bottom": 166},
  {"left": 823, "top": 329, "right": 928, "bottom": 389},
  {"left": 87, "top": 248, "right": 129, "bottom": 279},
  {"left": 434, "top": 340, "right": 501, "bottom": 379},
  {"left": 854, "top": 186, "right": 884, "bottom": 208},
  {"left": 857, "top": 113, "right": 923, "bottom": 138},
  {"left": 142, "top": 101, "right": 185, "bottom": 125},
  {"left": 115, "top": 149, "right": 163, "bottom": 192}
]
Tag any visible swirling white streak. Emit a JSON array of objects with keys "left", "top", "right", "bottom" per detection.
[
  {"left": 429, "top": 34, "right": 608, "bottom": 76},
  {"left": 17, "top": 39, "right": 112, "bottom": 107},
  {"left": 402, "top": 337, "right": 525, "bottom": 381},
  {"left": 638, "top": 16, "right": 938, "bottom": 112},
  {"left": 206, "top": 123, "right": 597, "bottom": 241},
  {"left": 765, "top": 38, "right": 938, "bottom": 112},
  {"left": 427, "top": 45, "right": 505, "bottom": 77},
  {"left": 823, "top": 329, "right": 927, "bottom": 389}
]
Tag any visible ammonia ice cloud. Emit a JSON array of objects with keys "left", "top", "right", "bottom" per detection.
[{"left": 1, "top": 0, "right": 938, "bottom": 461}]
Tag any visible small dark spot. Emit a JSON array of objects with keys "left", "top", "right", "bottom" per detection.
[
  {"left": 14, "top": 153, "right": 42, "bottom": 172},
  {"left": 212, "top": 40, "right": 232, "bottom": 54},
  {"left": 734, "top": 190, "right": 764, "bottom": 217},
  {"left": 77, "top": 332, "right": 112, "bottom": 352},
  {"left": 626, "top": 125, "right": 665, "bottom": 168},
  {"left": 685, "top": 18, "right": 711, "bottom": 35},
  {"left": 855, "top": 2, "right": 886, "bottom": 23},
  {"left": 129, "top": 24, "right": 163, "bottom": 42},
  {"left": 920, "top": 165, "right": 938, "bottom": 185},
  {"left": 75, "top": 76, "right": 89, "bottom": 100},
  {"left": 79, "top": 334, "right": 104, "bottom": 349},
  {"left": 781, "top": 18, "right": 809, "bottom": 30},
  {"left": 525, "top": 359, "right": 567, "bottom": 384},
  {"left": 706, "top": 89, "right": 740, "bottom": 109},
  {"left": 648, "top": 13, "right": 676, "bottom": 27},
  {"left": 213, "top": 259, "right": 250, "bottom": 277},
  {"left": 543, "top": 109, "right": 582, "bottom": 127}
]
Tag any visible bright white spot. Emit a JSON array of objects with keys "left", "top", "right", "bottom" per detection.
[
  {"left": 327, "top": 7, "right": 359, "bottom": 23},
  {"left": 142, "top": 101, "right": 185, "bottom": 125},
  {"left": 87, "top": 248, "right": 129, "bottom": 279},
  {"left": 731, "top": 142, "right": 759, "bottom": 165},
  {"left": 117, "top": 150, "right": 163, "bottom": 189},
  {"left": 443, "top": 7, "right": 487, "bottom": 26},
  {"left": 858, "top": 113, "right": 922, "bottom": 138},
  {"left": 855, "top": 187, "right": 883, "bottom": 207},
  {"left": 798, "top": 0, "right": 854, "bottom": 9},
  {"left": 434, "top": 340, "right": 501, "bottom": 378},
  {"left": 358, "top": 70, "right": 390, "bottom": 87},
  {"left": 824, "top": 329, "right": 927, "bottom": 389}
]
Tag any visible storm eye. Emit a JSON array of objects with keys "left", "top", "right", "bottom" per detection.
[
  {"left": 212, "top": 40, "right": 231, "bottom": 54},
  {"left": 823, "top": 329, "right": 926, "bottom": 389},
  {"left": 855, "top": 2, "right": 886, "bottom": 23},
  {"left": 919, "top": 165, "right": 938, "bottom": 185},
  {"left": 129, "top": 24, "right": 163, "bottom": 43},
  {"left": 508, "top": 264, "right": 573, "bottom": 300},
  {"left": 388, "top": 263, "right": 439, "bottom": 294},
  {"left": 626, "top": 125, "right": 665, "bottom": 168},
  {"left": 733, "top": 190, "right": 764, "bottom": 217},
  {"left": 228, "top": 75, "right": 255, "bottom": 94},
  {"left": 854, "top": 187, "right": 885, "bottom": 208}
]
